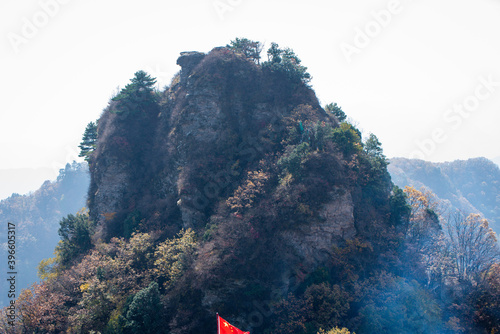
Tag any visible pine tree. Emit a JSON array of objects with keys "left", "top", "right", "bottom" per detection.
[
  {"left": 123, "top": 282, "right": 162, "bottom": 334},
  {"left": 56, "top": 211, "right": 93, "bottom": 265},
  {"left": 78, "top": 121, "right": 97, "bottom": 162},
  {"left": 325, "top": 103, "right": 347, "bottom": 122},
  {"left": 227, "top": 37, "right": 263, "bottom": 64},
  {"left": 262, "top": 43, "right": 311, "bottom": 84},
  {"left": 112, "top": 70, "right": 157, "bottom": 114},
  {"left": 364, "top": 133, "right": 385, "bottom": 161}
]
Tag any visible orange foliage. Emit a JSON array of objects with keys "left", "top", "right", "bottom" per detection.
[
  {"left": 226, "top": 170, "right": 270, "bottom": 213},
  {"left": 101, "top": 212, "right": 117, "bottom": 222}
]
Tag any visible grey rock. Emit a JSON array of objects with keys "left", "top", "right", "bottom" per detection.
[
  {"left": 176, "top": 51, "right": 205, "bottom": 85},
  {"left": 281, "top": 189, "right": 356, "bottom": 270}
]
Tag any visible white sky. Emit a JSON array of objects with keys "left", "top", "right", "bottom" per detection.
[{"left": 1, "top": 0, "right": 500, "bottom": 199}]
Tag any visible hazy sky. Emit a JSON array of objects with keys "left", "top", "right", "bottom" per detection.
[{"left": 1, "top": 0, "right": 500, "bottom": 199}]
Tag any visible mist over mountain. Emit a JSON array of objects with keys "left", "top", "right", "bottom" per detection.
[
  {"left": 1, "top": 40, "right": 498, "bottom": 334},
  {"left": 0, "top": 162, "right": 89, "bottom": 307},
  {"left": 0, "top": 167, "right": 58, "bottom": 201},
  {"left": 389, "top": 157, "right": 500, "bottom": 234}
]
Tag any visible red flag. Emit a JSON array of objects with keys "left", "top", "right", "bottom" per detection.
[{"left": 217, "top": 314, "right": 249, "bottom": 334}]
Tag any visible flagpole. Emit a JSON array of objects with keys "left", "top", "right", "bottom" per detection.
[{"left": 217, "top": 313, "right": 219, "bottom": 334}]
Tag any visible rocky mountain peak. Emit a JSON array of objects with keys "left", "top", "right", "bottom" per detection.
[{"left": 176, "top": 51, "right": 206, "bottom": 84}]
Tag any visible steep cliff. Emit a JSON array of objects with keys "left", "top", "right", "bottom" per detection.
[{"left": 83, "top": 46, "right": 395, "bottom": 332}]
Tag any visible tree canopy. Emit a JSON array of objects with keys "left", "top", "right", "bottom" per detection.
[
  {"left": 112, "top": 70, "right": 158, "bottom": 114},
  {"left": 227, "top": 37, "right": 263, "bottom": 64},
  {"left": 56, "top": 210, "right": 93, "bottom": 266},
  {"left": 78, "top": 121, "right": 97, "bottom": 162},
  {"left": 262, "top": 42, "right": 311, "bottom": 84},
  {"left": 444, "top": 212, "right": 499, "bottom": 285},
  {"left": 325, "top": 103, "right": 347, "bottom": 122}
]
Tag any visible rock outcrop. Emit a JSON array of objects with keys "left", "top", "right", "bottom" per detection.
[
  {"left": 282, "top": 189, "right": 356, "bottom": 269},
  {"left": 176, "top": 51, "right": 205, "bottom": 85},
  {"left": 86, "top": 46, "right": 394, "bottom": 331}
]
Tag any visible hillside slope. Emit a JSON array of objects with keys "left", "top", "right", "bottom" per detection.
[
  {"left": 389, "top": 157, "right": 500, "bottom": 233},
  {"left": 0, "top": 162, "right": 89, "bottom": 307}
]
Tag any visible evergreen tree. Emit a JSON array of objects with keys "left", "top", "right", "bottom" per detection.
[
  {"left": 112, "top": 70, "right": 157, "bottom": 114},
  {"left": 325, "top": 103, "right": 347, "bottom": 122},
  {"left": 262, "top": 42, "right": 311, "bottom": 84},
  {"left": 389, "top": 186, "right": 411, "bottom": 226},
  {"left": 56, "top": 210, "right": 93, "bottom": 265},
  {"left": 227, "top": 37, "right": 263, "bottom": 63},
  {"left": 364, "top": 133, "right": 387, "bottom": 164},
  {"left": 123, "top": 282, "right": 162, "bottom": 334},
  {"left": 267, "top": 42, "right": 282, "bottom": 63},
  {"left": 78, "top": 121, "right": 97, "bottom": 162}
]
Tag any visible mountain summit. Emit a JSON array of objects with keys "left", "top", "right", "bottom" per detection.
[{"left": 83, "top": 44, "right": 395, "bottom": 332}]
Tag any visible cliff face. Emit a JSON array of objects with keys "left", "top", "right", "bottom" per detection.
[
  {"left": 90, "top": 47, "right": 340, "bottom": 233},
  {"left": 282, "top": 189, "right": 356, "bottom": 268},
  {"left": 87, "top": 47, "right": 393, "bottom": 332}
]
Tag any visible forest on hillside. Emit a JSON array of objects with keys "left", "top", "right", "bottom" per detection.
[
  {"left": 0, "top": 162, "right": 89, "bottom": 308},
  {"left": 389, "top": 157, "right": 500, "bottom": 234},
  {"left": 1, "top": 39, "right": 499, "bottom": 334}
]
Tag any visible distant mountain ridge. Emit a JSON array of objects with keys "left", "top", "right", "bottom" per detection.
[
  {"left": 0, "top": 167, "right": 58, "bottom": 200},
  {"left": 388, "top": 157, "right": 500, "bottom": 233},
  {"left": 0, "top": 162, "right": 89, "bottom": 307}
]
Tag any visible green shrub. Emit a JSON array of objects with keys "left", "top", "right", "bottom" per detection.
[
  {"left": 278, "top": 142, "right": 311, "bottom": 179},
  {"left": 123, "top": 210, "right": 142, "bottom": 238},
  {"left": 329, "top": 123, "right": 362, "bottom": 157},
  {"left": 325, "top": 103, "right": 347, "bottom": 122},
  {"left": 57, "top": 210, "right": 93, "bottom": 265},
  {"left": 227, "top": 37, "right": 263, "bottom": 63},
  {"left": 262, "top": 42, "right": 311, "bottom": 84},
  {"left": 122, "top": 282, "right": 162, "bottom": 334},
  {"left": 154, "top": 229, "right": 197, "bottom": 289}
]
